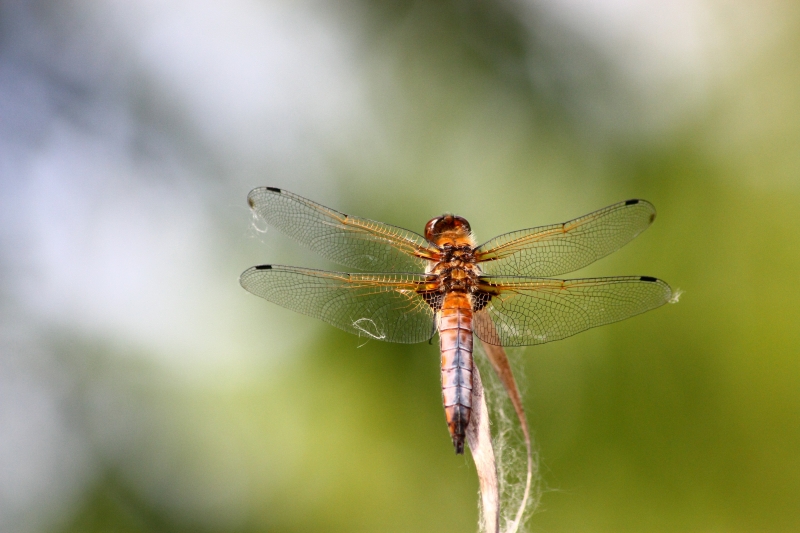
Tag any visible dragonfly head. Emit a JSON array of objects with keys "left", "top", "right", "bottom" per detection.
[{"left": 425, "top": 214, "right": 472, "bottom": 244}]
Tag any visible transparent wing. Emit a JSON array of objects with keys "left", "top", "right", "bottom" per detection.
[
  {"left": 240, "top": 264, "right": 439, "bottom": 343},
  {"left": 475, "top": 199, "right": 657, "bottom": 277},
  {"left": 473, "top": 275, "right": 672, "bottom": 346},
  {"left": 248, "top": 187, "right": 437, "bottom": 272}
]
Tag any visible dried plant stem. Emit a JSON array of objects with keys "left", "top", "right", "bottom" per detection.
[
  {"left": 479, "top": 340, "right": 533, "bottom": 533},
  {"left": 466, "top": 365, "right": 499, "bottom": 533}
]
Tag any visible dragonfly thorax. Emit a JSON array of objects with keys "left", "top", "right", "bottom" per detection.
[
  {"left": 438, "top": 243, "right": 476, "bottom": 265},
  {"left": 430, "top": 244, "right": 481, "bottom": 294}
]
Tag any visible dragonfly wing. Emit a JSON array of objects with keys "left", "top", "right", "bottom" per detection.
[
  {"left": 473, "top": 275, "right": 672, "bottom": 346},
  {"left": 248, "top": 187, "right": 437, "bottom": 272},
  {"left": 475, "top": 200, "right": 657, "bottom": 277},
  {"left": 240, "top": 265, "right": 439, "bottom": 344}
]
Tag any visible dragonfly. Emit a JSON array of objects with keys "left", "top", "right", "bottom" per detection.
[{"left": 240, "top": 187, "right": 673, "bottom": 454}]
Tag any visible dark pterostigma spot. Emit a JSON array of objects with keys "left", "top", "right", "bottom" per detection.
[
  {"left": 255, "top": 265, "right": 273, "bottom": 270},
  {"left": 640, "top": 276, "right": 657, "bottom": 282},
  {"left": 625, "top": 199, "right": 639, "bottom": 205},
  {"left": 266, "top": 187, "right": 281, "bottom": 193}
]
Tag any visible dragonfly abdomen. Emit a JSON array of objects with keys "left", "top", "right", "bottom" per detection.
[{"left": 439, "top": 292, "right": 474, "bottom": 455}]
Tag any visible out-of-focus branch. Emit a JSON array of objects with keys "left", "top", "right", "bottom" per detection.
[
  {"left": 479, "top": 340, "right": 533, "bottom": 533},
  {"left": 466, "top": 364, "right": 499, "bottom": 533}
]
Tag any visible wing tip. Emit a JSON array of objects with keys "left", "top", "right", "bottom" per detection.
[
  {"left": 639, "top": 275, "right": 671, "bottom": 289},
  {"left": 624, "top": 198, "right": 657, "bottom": 224},
  {"left": 639, "top": 276, "right": 675, "bottom": 305},
  {"left": 247, "top": 187, "right": 283, "bottom": 207},
  {"left": 240, "top": 264, "right": 273, "bottom": 283}
]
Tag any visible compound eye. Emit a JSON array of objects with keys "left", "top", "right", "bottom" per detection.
[
  {"left": 452, "top": 216, "right": 471, "bottom": 233},
  {"left": 424, "top": 217, "right": 442, "bottom": 241},
  {"left": 424, "top": 214, "right": 472, "bottom": 241}
]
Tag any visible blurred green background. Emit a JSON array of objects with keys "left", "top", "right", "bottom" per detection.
[{"left": 2, "top": 1, "right": 799, "bottom": 532}]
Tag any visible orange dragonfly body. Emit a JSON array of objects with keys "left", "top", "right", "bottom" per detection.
[{"left": 241, "top": 187, "right": 672, "bottom": 454}]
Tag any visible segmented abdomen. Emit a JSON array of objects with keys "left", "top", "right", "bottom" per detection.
[{"left": 439, "top": 292, "right": 473, "bottom": 455}]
